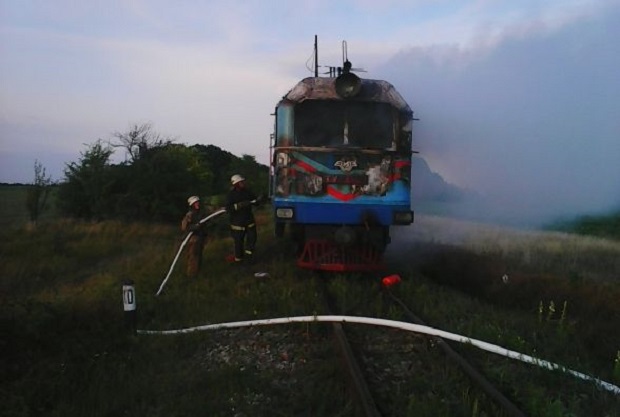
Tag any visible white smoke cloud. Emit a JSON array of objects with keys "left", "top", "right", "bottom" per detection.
[{"left": 377, "top": 4, "right": 620, "bottom": 226}]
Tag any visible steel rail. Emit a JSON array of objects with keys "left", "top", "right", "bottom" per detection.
[
  {"left": 320, "top": 279, "right": 383, "bottom": 417},
  {"left": 384, "top": 287, "right": 528, "bottom": 417}
]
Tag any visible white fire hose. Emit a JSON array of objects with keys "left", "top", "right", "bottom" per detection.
[
  {"left": 156, "top": 198, "right": 261, "bottom": 296},
  {"left": 155, "top": 209, "right": 226, "bottom": 296},
  {"left": 137, "top": 315, "right": 620, "bottom": 395}
]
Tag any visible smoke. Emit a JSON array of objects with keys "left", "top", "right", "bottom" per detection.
[{"left": 377, "top": 5, "right": 620, "bottom": 227}]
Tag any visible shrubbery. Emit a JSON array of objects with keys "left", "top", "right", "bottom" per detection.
[{"left": 57, "top": 125, "right": 269, "bottom": 223}]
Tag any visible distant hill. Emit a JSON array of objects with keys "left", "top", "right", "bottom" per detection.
[
  {"left": 410, "top": 158, "right": 542, "bottom": 227},
  {"left": 410, "top": 157, "right": 620, "bottom": 230},
  {"left": 409, "top": 157, "right": 525, "bottom": 226},
  {"left": 411, "top": 157, "right": 466, "bottom": 204}
]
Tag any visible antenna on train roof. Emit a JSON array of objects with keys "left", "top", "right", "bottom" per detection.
[
  {"left": 342, "top": 40, "right": 366, "bottom": 73},
  {"left": 342, "top": 40, "right": 350, "bottom": 73},
  {"left": 320, "top": 39, "right": 366, "bottom": 78},
  {"left": 314, "top": 35, "right": 319, "bottom": 77},
  {"left": 311, "top": 37, "right": 367, "bottom": 77}
]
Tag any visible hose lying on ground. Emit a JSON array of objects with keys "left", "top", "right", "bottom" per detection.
[{"left": 138, "top": 314, "right": 620, "bottom": 395}]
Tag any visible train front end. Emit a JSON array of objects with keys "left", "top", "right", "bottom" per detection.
[{"left": 270, "top": 70, "right": 414, "bottom": 271}]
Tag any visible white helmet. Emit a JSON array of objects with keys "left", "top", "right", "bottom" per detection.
[
  {"left": 231, "top": 174, "right": 245, "bottom": 185},
  {"left": 187, "top": 196, "right": 200, "bottom": 206}
]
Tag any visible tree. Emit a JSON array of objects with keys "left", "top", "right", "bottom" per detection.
[
  {"left": 191, "top": 144, "right": 232, "bottom": 192},
  {"left": 26, "top": 160, "right": 53, "bottom": 226},
  {"left": 114, "top": 143, "right": 212, "bottom": 222},
  {"left": 55, "top": 125, "right": 270, "bottom": 223},
  {"left": 57, "top": 140, "right": 114, "bottom": 220},
  {"left": 229, "top": 153, "right": 270, "bottom": 195},
  {"left": 191, "top": 145, "right": 269, "bottom": 196},
  {"left": 111, "top": 122, "right": 173, "bottom": 162}
]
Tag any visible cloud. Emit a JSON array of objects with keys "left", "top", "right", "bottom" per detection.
[
  {"left": 1, "top": 0, "right": 618, "bottom": 194},
  {"left": 0, "top": 19, "right": 297, "bottom": 179},
  {"left": 378, "top": 3, "right": 620, "bottom": 225}
]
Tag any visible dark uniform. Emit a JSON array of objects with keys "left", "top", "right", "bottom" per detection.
[
  {"left": 225, "top": 187, "right": 258, "bottom": 262},
  {"left": 181, "top": 207, "right": 207, "bottom": 277}
]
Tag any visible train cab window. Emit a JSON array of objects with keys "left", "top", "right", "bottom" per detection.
[
  {"left": 295, "top": 101, "right": 396, "bottom": 149},
  {"left": 295, "top": 101, "right": 344, "bottom": 147},
  {"left": 347, "top": 102, "right": 394, "bottom": 148}
]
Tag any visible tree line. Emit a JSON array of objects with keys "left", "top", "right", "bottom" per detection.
[{"left": 29, "top": 124, "right": 269, "bottom": 224}]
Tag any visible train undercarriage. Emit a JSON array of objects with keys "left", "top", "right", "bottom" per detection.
[{"left": 277, "top": 223, "right": 390, "bottom": 271}]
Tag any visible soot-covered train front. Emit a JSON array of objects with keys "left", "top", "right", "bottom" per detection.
[{"left": 270, "top": 61, "right": 414, "bottom": 271}]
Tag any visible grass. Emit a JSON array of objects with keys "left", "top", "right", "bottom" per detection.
[
  {"left": 2, "top": 184, "right": 620, "bottom": 416},
  {"left": 401, "top": 214, "right": 620, "bottom": 282},
  {"left": 385, "top": 215, "right": 620, "bottom": 415},
  {"left": 1, "top": 210, "right": 355, "bottom": 416},
  {"left": 0, "top": 185, "right": 60, "bottom": 230},
  {"left": 546, "top": 210, "right": 620, "bottom": 241},
  {"left": 387, "top": 274, "right": 619, "bottom": 416},
  {"left": 394, "top": 215, "right": 620, "bottom": 360}
]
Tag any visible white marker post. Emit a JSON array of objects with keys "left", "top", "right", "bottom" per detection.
[{"left": 122, "top": 279, "right": 137, "bottom": 334}]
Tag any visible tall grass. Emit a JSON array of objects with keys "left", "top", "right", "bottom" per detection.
[
  {"left": 2, "top": 206, "right": 620, "bottom": 416},
  {"left": 0, "top": 185, "right": 60, "bottom": 229},
  {"left": 403, "top": 214, "right": 620, "bottom": 282},
  {"left": 1, "top": 209, "right": 355, "bottom": 416}
]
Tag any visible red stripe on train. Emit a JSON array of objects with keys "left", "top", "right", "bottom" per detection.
[
  {"left": 327, "top": 186, "right": 358, "bottom": 202},
  {"left": 295, "top": 160, "right": 317, "bottom": 173}
]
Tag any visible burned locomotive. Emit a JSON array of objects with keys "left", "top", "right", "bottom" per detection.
[{"left": 270, "top": 49, "right": 414, "bottom": 271}]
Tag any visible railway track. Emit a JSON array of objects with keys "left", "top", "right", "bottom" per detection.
[
  {"left": 317, "top": 273, "right": 528, "bottom": 417},
  {"left": 382, "top": 285, "right": 527, "bottom": 417},
  {"left": 319, "top": 277, "right": 382, "bottom": 417}
]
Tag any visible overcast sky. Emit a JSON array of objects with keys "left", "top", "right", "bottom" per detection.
[{"left": 1, "top": 0, "right": 619, "bottom": 222}]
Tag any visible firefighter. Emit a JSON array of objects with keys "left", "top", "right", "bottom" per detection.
[
  {"left": 225, "top": 174, "right": 262, "bottom": 264},
  {"left": 181, "top": 195, "right": 207, "bottom": 277}
]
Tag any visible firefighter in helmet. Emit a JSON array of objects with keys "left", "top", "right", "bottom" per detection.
[
  {"left": 225, "top": 174, "right": 262, "bottom": 264},
  {"left": 181, "top": 195, "right": 207, "bottom": 277}
]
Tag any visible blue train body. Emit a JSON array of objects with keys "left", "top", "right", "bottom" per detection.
[{"left": 270, "top": 72, "right": 414, "bottom": 270}]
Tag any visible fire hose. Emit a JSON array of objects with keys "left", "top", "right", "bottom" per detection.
[
  {"left": 137, "top": 315, "right": 620, "bottom": 395},
  {"left": 155, "top": 198, "right": 261, "bottom": 296},
  {"left": 155, "top": 209, "right": 226, "bottom": 296}
]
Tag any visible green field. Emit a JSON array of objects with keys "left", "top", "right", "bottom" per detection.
[
  {"left": 547, "top": 211, "right": 620, "bottom": 241},
  {"left": 0, "top": 185, "right": 60, "bottom": 229},
  {"left": 2, "top": 184, "right": 620, "bottom": 416},
  {"left": 0, "top": 185, "right": 29, "bottom": 227}
]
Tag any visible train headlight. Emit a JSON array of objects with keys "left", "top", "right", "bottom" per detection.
[
  {"left": 276, "top": 152, "right": 289, "bottom": 167},
  {"left": 276, "top": 207, "right": 294, "bottom": 219},
  {"left": 393, "top": 210, "right": 414, "bottom": 225},
  {"left": 335, "top": 73, "right": 362, "bottom": 98}
]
